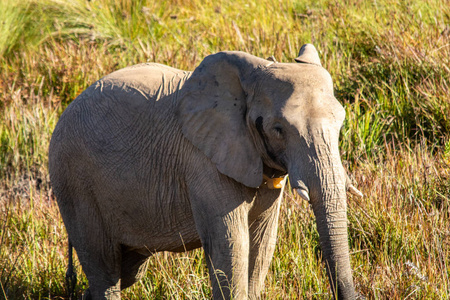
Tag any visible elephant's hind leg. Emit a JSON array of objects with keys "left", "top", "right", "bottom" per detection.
[
  {"left": 59, "top": 191, "right": 122, "bottom": 299},
  {"left": 120, "top": 246, "right": 150, "bottom": 290},
  {"left": 75, "top": 236, "right": 122, "bottom": 299},
  {"left": 74, "top": 234, "right": 122, "bottom": 299}
]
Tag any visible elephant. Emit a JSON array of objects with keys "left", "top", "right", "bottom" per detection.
[{"left": 49, "top": 44, "right": 363, "bottom": 300}]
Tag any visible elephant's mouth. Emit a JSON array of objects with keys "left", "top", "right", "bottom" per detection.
[
  {"left": 263, "top": 164, "right": 287, "bottom": 179},
  {"left": 262, "top": 164, "right": 287, "bottom": 189}
]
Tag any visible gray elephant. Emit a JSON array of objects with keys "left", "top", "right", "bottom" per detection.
[{"left": 49, "top": 44, "right": 362, "bottom": 300}]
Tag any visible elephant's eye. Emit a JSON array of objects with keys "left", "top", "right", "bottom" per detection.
[{"left": 273, "top": 125, "right": 283, "bottom": 137}]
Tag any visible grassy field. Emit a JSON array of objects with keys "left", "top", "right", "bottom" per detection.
[{"left": 1, "top": 0, "right": 449, "bottom": 299}]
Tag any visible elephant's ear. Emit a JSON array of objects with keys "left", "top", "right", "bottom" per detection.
[
  {"left": 178, "top": 52, "right": 268, "bottom": 188},
  {"left": 294, "top": 44, "right": 322, "bottom": 66}
]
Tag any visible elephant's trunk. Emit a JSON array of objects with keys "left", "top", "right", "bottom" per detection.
[
  {"left": 294, "top": 151, "right": 355, "bottom": 299},
  {"left": 308, "top": 158, "right": 355, "bottom": 300}
]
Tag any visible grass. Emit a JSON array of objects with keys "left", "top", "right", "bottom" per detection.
[{"left": 0, "top": 0, "right": 449, "bottom": 298}]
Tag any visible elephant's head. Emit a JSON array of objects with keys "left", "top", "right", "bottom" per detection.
[{"left": 178, "top": 44, "right": 361, "bottom": 299}]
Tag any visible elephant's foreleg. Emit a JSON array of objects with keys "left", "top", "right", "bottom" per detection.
[
  {"left": 189, "top": 179, "right": 255, "bottom": 299},
  {"left": 198, "top": 207, "right": 251, "bottom": 300},
  {"left": 248, "top": 190, "right": 283, "bottom": 299}
]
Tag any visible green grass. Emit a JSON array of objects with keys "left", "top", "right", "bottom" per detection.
[{"left": 1, "top": 0, "right": 449, "bottom": 298}]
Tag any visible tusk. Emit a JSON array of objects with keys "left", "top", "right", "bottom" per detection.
[
  {"left": 345, "top": 172, "right": 363, "bottom": 198},
  {"left": 348, "top": 184, "right": 363, "bottom": 198},
  {"left": 295, "top": 188, "right": 310, "bottom": 202}
]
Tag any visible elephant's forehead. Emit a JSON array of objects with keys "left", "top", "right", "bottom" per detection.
[
  {"left": 266, "top": 63, "right": 334, "bottom": 94},
  {"left": 262, "top": 63, "right": 343, "bottom": 123},
  {"left": 282, "top": 92, "right": 345, "bottom": 130}
]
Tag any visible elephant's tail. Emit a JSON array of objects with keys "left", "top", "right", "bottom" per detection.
[{"left": 65, "top": 239, "right": 77, "bottom": 299}]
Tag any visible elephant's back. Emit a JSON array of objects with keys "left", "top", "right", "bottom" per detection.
[
  {"left": 101, "top": 63, "right": 191, "bottom": 101},
  {"left": 48, "top": 63, "right": 197, "bottom": 247},
  {"left": 50, "top": 63, "right": 189, "bottom": 150},
  {"left": 48, "top": 63, "right": 191, "bottom": 196}
]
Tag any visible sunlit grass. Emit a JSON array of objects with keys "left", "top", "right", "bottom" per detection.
[
  {"left": 0, "top": 0, "right": 449, "bottom": 298},
  {"left": 2, "top": 142, "right": 448, "bottom": 298}
]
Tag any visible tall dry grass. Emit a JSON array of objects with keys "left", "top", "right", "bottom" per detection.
[{"left": 1, "top": 0, "right": 449, "bottom": 298}]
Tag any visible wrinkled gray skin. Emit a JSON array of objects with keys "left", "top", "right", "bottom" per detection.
[{"left": 49, "top": 44, "right": 359, "bottom": 299}]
